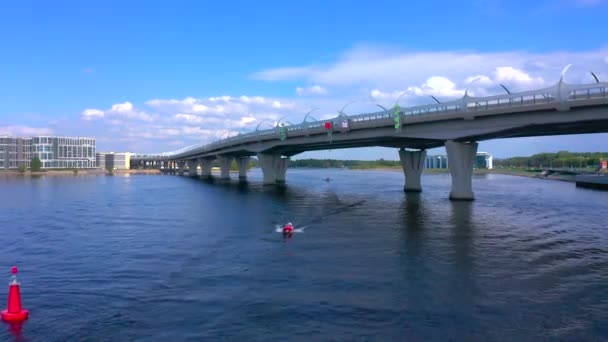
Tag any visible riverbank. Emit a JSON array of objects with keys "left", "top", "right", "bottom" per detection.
[
  {"left": 0, "top": 169, "right": 161, "bottom": 177},
  {"left": 347, "top": 166, "right": 580, "bottom": 182}
]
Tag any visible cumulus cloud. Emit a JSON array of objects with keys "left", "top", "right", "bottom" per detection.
[
  {"left": 407, "top": 76, "right": 464, "bottom": 97},
  {"left": 296, "top": 85, "right": 328, "bottom": 96},
  {"left": 253, "top": 45, "right": 608, "bottom": 93},
  {"left": 77, "top": 45, "right": 608, "bottom": 154},
  {"left": 0, "top": 125, "right": 53, "bottom": 136},
  {"left": 493, "top": 66, "right": 545, "bottom": 87},
  {"left": 81, "top": 101, "right": 155, "bottom": 122},
  {"left": 82, "top": 109, "right": 104, "bottom": 120},
  {"left": 81, "top": 94, "right": 319, "bottom": 153}
]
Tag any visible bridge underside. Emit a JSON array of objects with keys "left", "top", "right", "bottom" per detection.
[
  {"left": 462, "top": 118, "right": 608, "bottom": 141},
  {"left": 131, "top": 103, "right": 608, "bottom": 201}
]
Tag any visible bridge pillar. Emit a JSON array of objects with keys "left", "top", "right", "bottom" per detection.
[
  {"left": 258, "top": 153, "right": 288, "bottom": 184},
  {"left": 218, "top": 155, "right": 234, "bottom": 180},
  {"left": 445, "top": 140, "right": 478, "bottom": 201},
  {"left": 237, "top": 157, "right": 250, "bottom": 181},
  {"left": 177, "top": 161, "right": 185, "bottom": 176},
  {"left": 198, "top": 158, "right": 212, "bottom": 178},
  {"left": 187, "top": 159, "right": 198, "bottom": 177},
  {"left": 398, "top": 148, "right": 426, "bottom": 192}
]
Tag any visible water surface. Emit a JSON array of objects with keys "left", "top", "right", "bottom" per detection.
[{"left": 1, "top": 169, "right": 607, "bottom": 341}]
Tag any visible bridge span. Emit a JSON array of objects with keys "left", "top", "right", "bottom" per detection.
[{"left": 132, "top": 78, "right": 608, "bottom": 200}]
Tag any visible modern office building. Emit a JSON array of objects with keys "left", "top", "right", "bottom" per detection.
[
  {"left": 425, "top": 152, "right": 493, "bottom": 169},
  {"left": 96, "top": 153, "right": 107, "bottom": 170},
  {"left": 0, "top": 137, "right": 32, "bottom": 169},
  {"left": 475, "top": 152, "right": 493, "bottom": 169},
  {"left": 425, "top": 155, "right": 449, "bottom": 169},
  {"left": 96, "top": 152, "right": 131, "bottom": 170},
  {"left": 0, "top": 136, "right": 96, "bottom": 169}
]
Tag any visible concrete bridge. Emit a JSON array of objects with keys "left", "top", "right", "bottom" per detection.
[{"left": 132, "top": 76, "right": 608, "bottom": 200}]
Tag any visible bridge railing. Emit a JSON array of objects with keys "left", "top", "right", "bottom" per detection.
[{"left": 132, "top": 81, "right": 608, "bottom": 160}]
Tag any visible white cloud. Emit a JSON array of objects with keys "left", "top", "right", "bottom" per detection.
[
  {"left": 407, "top": 76, "right": 464, "bottom": 97},
  {"left": 76, "top": 45, "right": 608, "bottom": 154},
  {"left": 253, "top": 45, "right": 608, "bottom": 92},
  {"left": 296, "top": 85, "right": 328, "bottom": 96},
  {"left": 174, "top": 113, "right": 204, "bottom": 124},
  {"left": 465, "top": 75, "right": 494, "bottom": 86},
  {"left": 493, "top": 66, "right": 545, "bottom": 87},
  {"left": 81, "top": 101, "right": 155, "bottom": 123},
  {"left": 0, "top": 125, "right": 53, "bottom": 136},
  {"left": 82, "top": 108, "right": 105, "bottom": 120}
]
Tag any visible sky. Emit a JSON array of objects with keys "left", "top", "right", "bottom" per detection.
[{"left": 1, "top": 0, "right": 607, "bottom": 159}]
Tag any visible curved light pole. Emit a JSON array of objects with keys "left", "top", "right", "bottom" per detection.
[
  {"left": 376, "top": 104, "right": 389, "bottom": 112},
  {"left": 338, "top": 101, "right": 356, "bottom": 118},
  {"left": 590, "top": 71, "right": 600, "bottom": 84},
  {"left": 302, "top": 108, "right": 319, "bottom": 123},
  {"left": 395, "top": 92, "right": 406, "bottom": 107},
  {"left": 560, "top": 64, "right": 573, "bottom": 82},
  {"left": 375, "top": 91, "right": 406, "bottom": 114},
  {"left": 464, "top": 76, "right": 485, "bottom": 98},
  {"left": 255, "top": 119, "right": 274, "bottom": 131}
]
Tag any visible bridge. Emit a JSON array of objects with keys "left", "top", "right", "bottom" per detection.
[{"left": 132, "top": 72, "right": 608, "bottom": 200}]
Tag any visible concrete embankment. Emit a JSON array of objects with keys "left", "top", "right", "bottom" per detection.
[{"left": 575, "top": 175, "right": 608, "bottom": 190}]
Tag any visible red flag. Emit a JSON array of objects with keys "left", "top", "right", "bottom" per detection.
[{"left": 324, "top": 122, "right": 332, "bottom": 129}]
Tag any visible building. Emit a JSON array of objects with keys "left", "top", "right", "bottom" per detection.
[
  {"left": 425, "top": 155, "right": 448, "bottom": 169},
  {"left": 0, "top": 137, "right": 32, "bottom": 169},
  {"left": 96, "top": 153, "right": 107, "bottom": 170},
  {"left": 425, "top": 152, "right": 493, "bottom": 169},
  {"left": 475, "top": 152, "right": 493, "bottom": 169},
  {"left": 0, "top": 136, "right": 96, "bottom": 169},
  {"left": 96, "top": 152, "right": 131, "bottom": 170}
]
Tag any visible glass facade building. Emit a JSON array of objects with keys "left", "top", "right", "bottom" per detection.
[
  {"left": 0, "top": 136, "right": 96, "bottom": 169},
  {"left": 425, "top": 152, "right": 493, "bottom": 169},
  {"left": 96, "top": 152, "right": 131, "bottom": 170}
]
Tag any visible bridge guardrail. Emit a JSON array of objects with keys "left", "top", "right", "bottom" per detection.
[{"left": 131, "top": 81, "right": 607, "bottom": 161}]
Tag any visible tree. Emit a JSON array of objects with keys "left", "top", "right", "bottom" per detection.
[{"left": 30, "top": 156, "right": 42, "bottom": 172}]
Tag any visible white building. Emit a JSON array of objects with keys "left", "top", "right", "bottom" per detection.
[
  {"left": 96, "top": 152, "right": 131, "bottom": 170},
  {"left": 1, "top": 136, "right": 96, "bottom": 169}
]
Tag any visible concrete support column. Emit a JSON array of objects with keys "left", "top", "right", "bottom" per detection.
[
  {"left": 177, "top": 161, "right": 185, "bottom": 176},
  {"left": 218, "top": 155, "right": 234, "bottom": 180},
  {"left": 187, "top": 159, "right": 198, "bottom": 177},
  {"left": 398, "top": 148, "right": 427, "bottom": 192},
  {"left": 199, "top": 158, "right": 213, "bottom": 178},
  {"left": 237, "top": 157, "right": 250, "bottom": 180},
  {"left": 445, "top": 140, "right": 478, "bottom": 201},
  {"left": 257, "top": 153, "right": 289, "bottom": 184}
]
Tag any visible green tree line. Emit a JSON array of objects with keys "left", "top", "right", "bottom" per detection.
[
  {"left": 289, "top": 158, "right": 401, "bottom": 169},
  {"left": 494, "top": 151, "right": 608, "bottom": 168}
]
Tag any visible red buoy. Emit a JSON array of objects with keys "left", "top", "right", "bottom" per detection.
[{"left": 1, "top": 266, "right": 29, "bottom": 323}]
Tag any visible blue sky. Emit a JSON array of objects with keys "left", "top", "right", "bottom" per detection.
[{"left": 1, "top": 0, "right": 607, "bottom": 159}]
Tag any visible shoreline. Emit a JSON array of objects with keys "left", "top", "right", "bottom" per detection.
[
  {"left": 0, "top": 167, "right": 598, "bottom": 183},
  {"left": 345, "top": 167, "right": 580, "bottom": 182},
  {"left": 0, "top": 169, "right": 161, "bottom": 177}
]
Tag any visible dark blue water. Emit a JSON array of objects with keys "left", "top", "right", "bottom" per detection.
[{"left": 1, "top": 169, "right": 607, "bottom": 341}]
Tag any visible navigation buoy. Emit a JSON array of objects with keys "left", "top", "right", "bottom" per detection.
[{"left": 1, "top": 266, "right": 29, "bottom": 323}]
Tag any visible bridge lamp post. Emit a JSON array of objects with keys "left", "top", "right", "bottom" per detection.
[{"left": 301, "top": 108, "right": 319, "bottom": 136}]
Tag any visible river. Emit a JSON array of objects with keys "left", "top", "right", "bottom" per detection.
[{"left": 0, "top": 169, "right": 607, "bottom": 341}]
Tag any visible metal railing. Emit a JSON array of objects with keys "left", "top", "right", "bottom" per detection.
[{"left": 132, "top": 80, "right": 608, "bottom": 161}]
